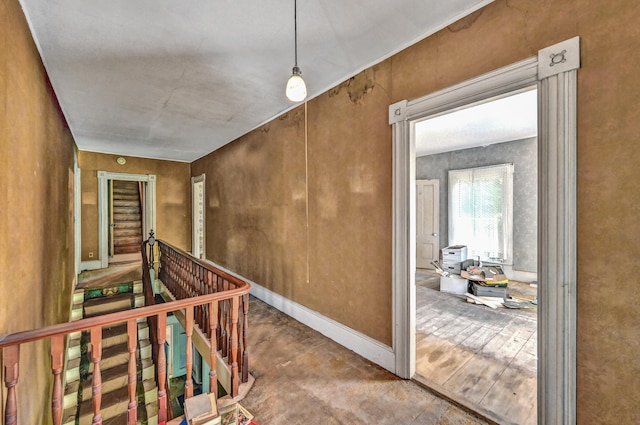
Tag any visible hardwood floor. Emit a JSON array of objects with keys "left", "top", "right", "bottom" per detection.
[
  {"left": 242, "top": 296, "right": 491, "bottom": 425},
  {"left": 414, "top": 269, "right": 537, "bottom": 425}
]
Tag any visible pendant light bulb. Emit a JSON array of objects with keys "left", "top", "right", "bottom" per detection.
[
  {"left": 286, "top": 66, "right": 307, "bottom": 102},
  {"left": 286, "top": 0, "right": 306, "bottom": 102}
]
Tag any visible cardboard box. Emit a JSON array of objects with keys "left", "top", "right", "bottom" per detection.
[
  {"left": 440, "top": 275, "right": 468, "bottom": 295},
  {"left": 441, "top": 245, "right": 468, "bottom": 262},
  {"left": 184, "top": 393, "right": 220, "bottom": 425}
]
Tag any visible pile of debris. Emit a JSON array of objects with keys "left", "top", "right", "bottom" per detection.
[{"left": 431, "top": 245, "right": 532, "bottom": 310}]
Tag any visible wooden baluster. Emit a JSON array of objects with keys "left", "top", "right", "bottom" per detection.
[
  {"left": 241, "top": 293, "right": 250, "bottom": 383},
  {"left": 126, "top": 319, "right": 138, "bottom": 424},
  {"left": 90, "top": 327, "right": 103, "bottom": 425},
  {"left": 184, "top": 306, "right": 194, "bottom": 399},
  {"left": 51, "top": 335, "right": 64, "bottom": 425},
  {"left": 3, "top": 345, "right": 19, "bottom": 425},
  {"left": 157, "top": 312, "right": 168, "bottom": 423},
  {"left": 229, "top": 296, "right": 240, "bottom": 397},
  {"left": 201, "top": 269, "right": 208, "bottom": 331},
  {"left": 215, "top": 276, "right": 221, "bottom": 341},
  {"left": 225, "top": 281, "right": 232, "bottom": 362},
  {"left": 220, "top": 298, "right": 228, "bottom": 358},
  {"left": 197, "top": 268, "right": 203, "bottom": 327},
  {"left": 200, "top": 269, "right": 208, "bottom": 336},
  {"left": 217, "top": 277, "right": 225, "bottom": 357},
  {"left": 208, "top": 301, "right": 219, "bottom": 400}
]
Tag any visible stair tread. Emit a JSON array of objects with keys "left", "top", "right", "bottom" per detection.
[
  {"left": 84, "top": 293, "right": 133, "bottom": 307},
  {"left": 84, "top": 294, "right": 133, "bottom": 317},
  {"left": 86, "top": 342, "right": 130, "bottom": 372},
  {"left": 78, "top": 385, "right": 130, "bottom": 422}
]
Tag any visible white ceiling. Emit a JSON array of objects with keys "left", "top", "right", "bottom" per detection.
[
  {"left": 19, "top": 0, "right": 493, "bottom": 162},
  {"left": 414, "top": 88, "right": 538, "bottom": 157}
]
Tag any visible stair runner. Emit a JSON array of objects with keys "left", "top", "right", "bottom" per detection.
[{"left": 62, "top": 280, "right": 158, "bottom": 425}]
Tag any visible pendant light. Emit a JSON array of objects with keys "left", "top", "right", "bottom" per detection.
[{"left": 285, "top": 0, "right": 307, "bottom": 102}]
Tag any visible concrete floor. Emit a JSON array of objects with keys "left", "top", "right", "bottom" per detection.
[{"left": 241, "top": 296, "right": 490, "bottom": 425}]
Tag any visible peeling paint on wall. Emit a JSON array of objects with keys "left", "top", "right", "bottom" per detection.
[
  {"left": 447, "top": 9, "right": 483, "bottom": 32},
  {"left": 329, "top": 68, "right": 377, "bottom": 104}
]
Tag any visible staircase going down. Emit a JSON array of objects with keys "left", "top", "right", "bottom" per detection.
[{"left": 62, "top": 280, "right": 158, "bottom": 425}]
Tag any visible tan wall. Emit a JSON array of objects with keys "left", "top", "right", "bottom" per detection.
[
  {"left": 192, "top": 76, "right": 394, "bottom": 345},
  {"left": 0, "top": 0, "right": 77, "bottom": 423},
  {"left": 78, "top": 152, "right": 192, "bottom": 259},
  {"left": 194, "top": 0, "right": 640, "bottom": 422}
]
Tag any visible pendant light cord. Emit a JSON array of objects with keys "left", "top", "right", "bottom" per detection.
[{"left": 294, "top": 0, "right": 298, "bottom": 67}]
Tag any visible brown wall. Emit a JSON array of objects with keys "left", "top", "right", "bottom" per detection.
[
  {"left": 192, "top": 73, "right": 394, "bottom": 345},
  {"left": 193, "top": 0, "right": 640, "bottom": 422},
  {"left": 0, "top": 0, "right": 77, "bottom": 423},
  {"left": 78, "top": 152, "right": 192, "bottom": 260}
]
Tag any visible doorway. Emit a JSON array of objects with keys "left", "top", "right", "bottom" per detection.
[
  {"left": 109, "top": 180, "right": 144, "bottom": 263},
  {"left": 416, "top": 179, "right": 439, "bottom": 269},
  {"left": 412, "top": 87, "right": 538, "bottom": 424},
  {"left": 390, "top": 36, "right": 579, "bottom": 424},
  {"left": 97, "top": 171, "right": 156, "bottom": 269}
]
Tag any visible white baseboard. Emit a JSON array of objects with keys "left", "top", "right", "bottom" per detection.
[
  {"left": 80, "top": 260, "right": 102, "bottom": 272},
  {"left": 203, "top": 260, "right": 397, "bottom": 374}
]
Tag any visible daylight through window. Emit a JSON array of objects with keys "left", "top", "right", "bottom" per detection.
[{"left": 448, "top": 163, "right": 514, "bottom": 264}]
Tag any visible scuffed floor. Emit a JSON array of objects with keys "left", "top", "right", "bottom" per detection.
[{"left": 241, "top": 297, "right": 489, "bottom": 425}]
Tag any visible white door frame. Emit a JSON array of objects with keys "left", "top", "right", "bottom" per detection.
[
  {"left": 390, "top": 37, "right": 579, "bottom": 424},
  {"left": 97, "top": 171, "right": 156, "bottom": 269},
  {"left": 191, "top": 173, "right": 206, "bottom": 259}
]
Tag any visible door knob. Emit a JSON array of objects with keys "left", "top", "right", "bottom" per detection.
[{"left": 432, "top": 233, "right": 438, "bottom": 236}]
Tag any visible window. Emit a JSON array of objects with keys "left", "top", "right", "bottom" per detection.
[{"left": 448, "top": 164, "right": 514, "bottom": 264}]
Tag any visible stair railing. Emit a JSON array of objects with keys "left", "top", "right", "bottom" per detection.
[
  {"left": 148, "top": 239, "right": 251, "bottom": 388},
  {"left": 0, "top": 239, "right": 251, "bottom": 425}
]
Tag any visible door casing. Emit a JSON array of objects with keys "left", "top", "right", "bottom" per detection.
[
  {"left": 97, "top": 171, "right": 156, "bottom": 269},
  {"left": 191, "top": 174, "right": 206, "bottom": 259},
  {"left": 390, "top": 37, "right": 579, "bottom": 424}
]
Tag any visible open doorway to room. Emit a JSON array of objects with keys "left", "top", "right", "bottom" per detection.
[
  {"left": 392, "top": 39, "right": 579, "bottom": 425},
  {"left": 412, "top": 87, "right": 538, "bottom": 425}
]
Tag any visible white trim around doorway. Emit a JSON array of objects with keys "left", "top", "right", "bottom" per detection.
[
  {"left": 389, "top": 37, "right": 579, "bottom": 424},
  {"left": 95, "top": 171, "right": 157, "bottom": 270}
]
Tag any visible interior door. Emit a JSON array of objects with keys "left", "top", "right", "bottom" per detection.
[{"left": 416, "top": 179, "right": 439, "bottom": 269}]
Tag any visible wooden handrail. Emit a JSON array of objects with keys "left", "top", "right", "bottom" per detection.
[
  {"left": 0, "top": 288, "right": 248, "bottom": 349},
  {"left": 1, "top": 238, "right": 251, "bottom": 425}
]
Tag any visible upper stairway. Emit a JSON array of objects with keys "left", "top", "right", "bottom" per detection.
[{"left": 111, "top": 181, "right": 143, "bottom": 256}]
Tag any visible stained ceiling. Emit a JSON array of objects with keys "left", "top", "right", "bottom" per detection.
[{"left": 19, "top": 0, "right": 493, "bottom": 162}]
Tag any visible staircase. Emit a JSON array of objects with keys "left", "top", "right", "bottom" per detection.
[
  {"left": 112, "top": 180, "right": 143, "bottom": 256},
  {"left": 62, "top": 280, "right": 158, "bottom": 425}
]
